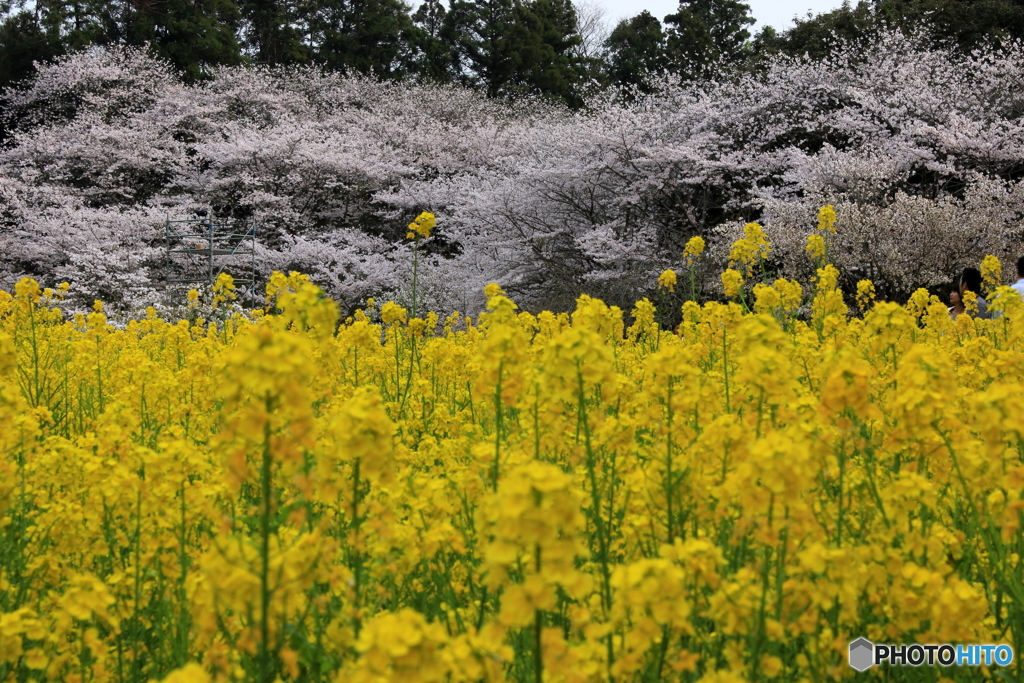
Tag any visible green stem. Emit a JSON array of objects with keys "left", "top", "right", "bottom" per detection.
[
  {"left": 665, "top": 378, "right": 675, "bottom": 543},
  {"left": 176, "top": 478, "right": 190, "bottom": 666},
  {"left": 492, "top": 363, "right": 504, "bottom": 490},
  {"left": 534, "top": 544, "right": 543, "bottom": 683},
  {"left": 351, "top": 456, "right": 363, "bottom": 638},
  {"left": 259, "top": 397, "right": 274, "bottom": 683},
  {"left": 837, "top": 440, "right": 845, "bottom": 546},
  {"left": 722, "top": 330, "right": 731, "bottom": 414},
  {"left": 412, "top": 236, "right": 419, "bottom": 319},
  {"left": 576, "top": 365, "right": 615, "bottom": 679},
  {"left": 132, "top": 488, "right": 143, "bottom": 680}
]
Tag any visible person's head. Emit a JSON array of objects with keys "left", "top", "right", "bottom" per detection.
[
  {"left": 949, "top": 286, "right": 962, "bottom": 305},
  {"left": 1017, "top": 255, "right": 1024, "bottom": 279},
  {"left": 961, "top": 267, "right": 982, "bottom": 295}
]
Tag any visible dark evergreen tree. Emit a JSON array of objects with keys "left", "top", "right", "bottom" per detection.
[
  {"left": 881, "top": 0, "right": 1024, "bottom": 49},
  {"left": 238, "top": 0, "right": 308, "bottom": 65},
  {"left": 0, "top": 0, "right": 241, "bottom": 87},
  {"left": 445, "top": 0, "right": 522, "bottom": 95},
  {"left": 410, "top": 0, "right": 457, "bottom": 81},
  {"left": 752, "top": 1, "right": 890, "bottom": 59},
  {"left": 17, "top": 0, "right": 110, "bottom": 53},
  {"left": 516, "top": 0, "right": 584, "bottom": 103},
  {"left": 445, "top": 0, "right": 584, "bottom": 103},
  {"left": 756, "top": 0, "right": 1024, "bottom": 60},
  {"left": 664, "top": 0, "right": 754, "bottom": 74},
  {"left": 662, "top": 5, "right": 714, "bottom": 77},
  {"left": 302, "top": 0, "right": 416, "bottom": 77},
  {"left": 0, "top": 8, "right": 61, "bottom": 91},
  {"left": 116, "top": 0, "right": 244, "bottom": 80},
  {"left": 604, "top": 11, "right": 667, "bottom": 92}
]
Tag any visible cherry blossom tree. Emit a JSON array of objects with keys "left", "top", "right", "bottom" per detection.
[{"left": 1, "top": 32, "right": 1022, "bottom": 313}]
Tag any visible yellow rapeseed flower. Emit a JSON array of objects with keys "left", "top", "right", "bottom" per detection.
[
  {"left": 683, "top": 236, "right": 706, "bottom": 264},
  {"left": 805, "top": 233, "right": 826, "bottom": 262},
  {"left": 816, "top": 204, "right": 837, "bottom": 234},
  {"left": 3, "top": 263, "right": 1023, "bottom": 683},
  {"left": 721, "top": 268, "right": 744, "bottom": 299},
  {"left": 855, "top": 279, "right": 875, "bottom": 313},
  {"left": 380, "top": 301, "right": 408, "bottom": 324},
  {"left": 982, "top": 255, "right": 1003, "bottom": 295},
  {"left": 408, "top": 211, "right": 436, "bottom": 239},
  {"left": 658, "top": 269, "right": 677, "bottom": 292}
]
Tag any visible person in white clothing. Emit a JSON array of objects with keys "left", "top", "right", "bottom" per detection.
[{"left": 1013, "top": 256, "right": 1024, "bottom": 299}]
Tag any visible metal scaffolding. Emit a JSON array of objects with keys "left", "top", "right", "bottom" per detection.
[{"left": 165, "top": 207, "right": 257, "bottom": 301}]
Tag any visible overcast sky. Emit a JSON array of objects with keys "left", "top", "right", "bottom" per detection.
[{"left": 598, "top": 0, "right": 848, "bottom": 31}]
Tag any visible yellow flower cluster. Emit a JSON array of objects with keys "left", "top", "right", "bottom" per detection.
[
  {"left": 816, "top": 204, "right": 837, "bottom": 234},
  {"left": 752, "top": 278, "right": 802, "bottom": 317},
  {"left": 3, "top": 242, "right": 1024, "bottom": 683},
  {"left": 805, "top": 205, "right": 839, "bottom": 269},
  {"left": 981, "top": 254, "right": 1002, "bottom": 295},
  {"left": 728, "top": 223, "right": 771, "bottom": 276},
  {"left": 657, "top": 269, "right": 677, "bottom": 293},
  {"left": 805, "top": 233, "right": 826, "bottom": 263},
  {"left": 721, "top": 268, "right": 744, "bottom": 299},
  {"left": 683, "top": 236, "right": 706, "bottom": 264},
  {"left": 855, "top": 278, "right": 875, "bottom": 313},
  {"left": 407, "top": 211, "right": 437, "bottom": 239},
  {"left": 212, "top": 273, "right": 236, "bottom": 308}
]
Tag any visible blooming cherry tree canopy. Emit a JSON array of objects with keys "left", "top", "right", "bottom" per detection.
[{"left": 2, "top": 33, "right": 1022, "bottom": 313}]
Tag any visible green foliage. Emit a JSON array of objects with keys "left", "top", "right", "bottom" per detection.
[
  {"left": 128, "top": 0, "right": 244, "bottom": 80},
  {"left": 605, "top": 11, "right": 667, "bottom": 92},
  {"left": 409, "top": 0, "right": 457, "bottom": 81},
  {"left": 0, "top": 0, "right": 242, "bottom": 81},
  {"left": 445, "top": 0, "right": 522, "bottom": 96},
  {"left": 0, "top": 10, "right": 61, "bottom": 92},
  {"left": 880, "top": 0, "right": 1024, "bottom": 50},
  {"left": 757, "top": 0, "right": 1024, "bottom": 59},
  {"left": 605, "top": 0, "right": 753, "bottom": 91},
  {"left": 445, "top": 0, "right": 583, "bottom": 103},
  {"left": 665, "top": 0, "right": 754, "bottom": 70},
  {"left": 302, "top": 0, "right": 417, "bottom": 78},
  {"left": 238, "top": 0, "right": 309, "bottom": 65},
  {"left": 663, "top": 6, "right": 715, "bottom": 78},
  {"left": 516, "top": 0, "right": 585, "bottom": 104}
]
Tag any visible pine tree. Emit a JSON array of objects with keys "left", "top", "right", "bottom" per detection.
[
  {"left": 605, "top": 11, "right": 667, "bottom": 92},
  {"left": 889, "top": 0, "right": 1024, "bottom": 49},
  {"left": 0, "top": 0, "right": 242, "bottom": 86},
  {"left": 445, "top": 0, "right": 522, "bottom": 95},
  {"left": 760, "top": 0, "right": 1024, "bottom": 58},
  {"left": 238, "top": 0, "right": 309, "bottom": 65},
  {"left": 663, "top": 0, "right": 754, "bottom": 75},
  {"left": 303, "top": 0, "right": 416, "bottom": 77},
  {"left": 119, "top": 0, "right": 244, "bottom": 80},
  {"left": 410, "top": 0, "right": 456, "bottom": 81},
  {"left": 23, "top": 0, "right": 109, "bottom": 52},
  {"left": 0, "top": 8, "right": 61, "bottom": 91},
  {"left": 662, "top": 5, "right": 714, "bottom": 77},
  {"left": 516, "top": 0, "right": 584, "bottom": 103}
]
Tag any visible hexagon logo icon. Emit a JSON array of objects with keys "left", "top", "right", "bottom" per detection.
[{"left": 849, "top": 638, "right": 874, "bottom": 672}]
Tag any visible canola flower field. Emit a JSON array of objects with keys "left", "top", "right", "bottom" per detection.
[{"left": 3, "top": 219, "right": 1024, "bottom": 683}]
